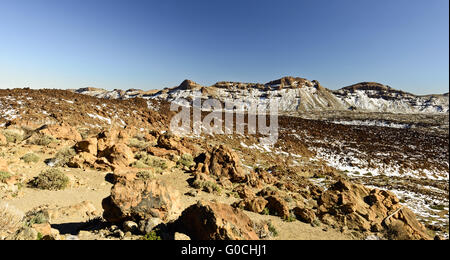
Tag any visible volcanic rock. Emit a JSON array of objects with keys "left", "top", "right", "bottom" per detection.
[
  {"left": 102, "top": 178, "right": 181, "bottom": 224},
  {"left": 317, "top": 179, "right": 432, "bottom": 240},
  {"left": 38, "top": 124, "right": 82, "bottom": 142},
  {"left": 174, "top": 200, "right": 259, "bottom": 240}
]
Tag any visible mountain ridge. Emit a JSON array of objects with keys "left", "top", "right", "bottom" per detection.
[{"left": 72, "top": 76, "right": 449, "bottom": 114}]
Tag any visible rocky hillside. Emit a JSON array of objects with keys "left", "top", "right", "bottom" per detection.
[
  {"left": 0, "top": 87, "right": 448, "bottom": 240},
  {"left": 0, "top": 88, "right": 167, "bottom": 130},
  {"left": 74, "top": 77, "right": 449, "bottom": 114}
]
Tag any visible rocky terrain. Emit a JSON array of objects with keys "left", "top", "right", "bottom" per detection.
[{"left": 0, "top": 82, "right": 448, "bottom": 240}]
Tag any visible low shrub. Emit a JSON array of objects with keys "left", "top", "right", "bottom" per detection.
[
  {"left": 136, "top": 171, "right": 156, "bottom": 180},
  {"left": 128, "top": 138, "right": 150, "bottom": 150},
  {"left": 141, "top": 229, "right": 162, "bottom": 240},
  {"left": 192, "top": 180, "right": 222, "bottom": 194},
  {"left": 177, "top": 153, "right": 195, "bottom": 169},
  {"left": 47, "top": 147, "right": 76, "bottom": 167},
  {"left": 21, "top": 153, "right": 40, "bottom": 163},
  {"left": 2, "top": 130, "right": 24, "bottom": 144},
  {"left": 132, "top": 152, "right": 168, "bottom": 173},
  {"left": 30, "top": 169, "right": 69, "bottom": 190},
  {"left": 0, "top": 171, "right": 11, "bottom": 183},
  {"left": 267, "top": 222, "right": 278, "bottom": 237},
  {"left": 0, "top": 202, "right": 24, "bottom": 239},
  {"left": 27, "top": 134, "right": 56, "bottom": 146}
]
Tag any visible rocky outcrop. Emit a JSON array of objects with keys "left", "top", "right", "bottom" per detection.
[
  {"left": 102, "top": 177, "right": 181, "bottom": 224},
  {"left": 293, "top": 207, "right": 316, "bottom": 224},
  {"left": 98, "top": 143, "right": 134, "bottom": 168},
  {"left": 265, "top": 195, "right": 290, "bottom": 219},
  {"left": 317, "top": 180, "right": 432, "bottom": 240},
  {"left": 38, "top": 124, "right": 82, "bottom": 142},
  {"left": 69, "top": 130, "right": 136, "bottom": 170},
  {"left": 97, "top": 129, "right": 127, "bottom": 152},
  {"left": 233, "top": 197, "right": 268, "bottom": 214},
  {"left": 195, "top": 145, "right": 247, "bottom": 183},
  {"left": 234, "top": 184, "right": 256, "bottom": 200},
  {"left": 74, "top": 137, "right": 98, "bottom": 155},
  {"left": 174, "top": 201, "right": 259, "bottom": 240}
]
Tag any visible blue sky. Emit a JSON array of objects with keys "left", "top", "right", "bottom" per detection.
[{"left": 0, "top": 0, "right": 448, "bottom": 94}]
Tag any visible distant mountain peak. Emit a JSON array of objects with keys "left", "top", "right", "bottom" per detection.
[
  {"left": 340, "top": 82, "right": 393, "bottom": 92},
  {"left": 265, "top": 76, "right": 312, "bottom": 88},
  {"left": 178, "top": 80, "right": 202, "bottom": 90},
  {"left": 72, "top": 76, "right": 448, "bottom": 114}
]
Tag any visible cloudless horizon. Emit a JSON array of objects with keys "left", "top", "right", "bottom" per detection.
[{"left": 0, "top": 0, "right": 448, "bottom": 94}]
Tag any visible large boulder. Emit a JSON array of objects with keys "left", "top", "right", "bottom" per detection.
[
  {"left": 174, "top": 201, "right": 259, "bottom": 240},
  {"left": 98, "top": 143, "right": 134, "bottom": 168},
  {"left": 67, "top": 152, "right": 98, "bottom": 169},
  {"left": 318, "top": 179, "right": 432, "bottom": 240},
  {"left": 157, "top": 133, "right": 186, "bottom": 153},
  {"left": 293, "top": 207, "right": 316, "bottom": 224},
  {"left": 102, "top": 178, "right": 181, "bottom": 224},
  {"left": 74, "top": 138, "right": 98, "bottom": 155},
  {"left": 265, "top": 195, "right": 290, "bottom": 219},
  {"left": 210, "top": 145, "right": 247, "bottom": 182},
  {"left": 234, "top": 184, "right": 256, "bottom": 200},
  {"left": 233, "top": 197, "right": 268, "bottom": 214},
  {"left": 195, "top": 145, "right": 247, "bottom": 183},
  {"left": 97, "top": 129, "right": 129, "bottom": 151}
]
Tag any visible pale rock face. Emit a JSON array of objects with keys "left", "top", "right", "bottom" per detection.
[
  {"left": 334, "top": 83, "right": 449, "bottom": 114},
  {"left": 74, "top": 77, "right": 449, "bottom": 115}
]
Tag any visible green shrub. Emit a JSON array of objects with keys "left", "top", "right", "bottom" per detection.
[
  {"left": 284, "top": 213, "right": 297, "bottom": 222},
  {"left": 21, "top": 153, "right": 40, "bottom": 163},
  {"left": 131, "top": 160, "right": 149, "bottom": 169},
  {"left": 30, "top": 169, "right": 69, "bottom": 190},
  {"left": 177, "top": 154, "right": 195, "bottom": 168},
  {"left": 2, "top": 130, "right": 23, "bottom": 143},
  {"left": 28, "top": 134, "right": 56, "bottom": 146},
  {"left": 136, "top": 171, "right": 156, "bottom": 180},
  {"left": 141, "top": 229, "right": 162, "bottom": 240},
  {"left": 0, "top": 171, "right": 11, "bottom": 182},
  {"left": 132, "top": 152, "right": 168, "bottom": 172},
  {"left": 267, "top": 222, "right": 278, "bottom": 237},
  {"left": 192, "top": 180, "right": 222, "bottom": 194},
  {"left": 128, "top": 138, "right": 149, "bottom": 150},
  {"left": 25, "top": 211, "right": 49, "bottom": 227},
  {"left": 0, "top": 202, "right": 25, "bottom": 238}
]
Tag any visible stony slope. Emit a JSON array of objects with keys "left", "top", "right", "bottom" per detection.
[
  {"left": 0, "top": 88, "right": 448, "bottom": 240},
  {"left": 0, "top": 88, "right": 167, "bottom": 130}
]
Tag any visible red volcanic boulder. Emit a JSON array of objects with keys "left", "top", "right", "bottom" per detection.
[
  {"left": 174, "top": 200, "right": 259, "bottom": 240},
  {"left": 102, "top": 178, "right": 181, "bottom": 224}
]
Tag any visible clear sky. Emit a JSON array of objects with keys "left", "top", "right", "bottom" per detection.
[{"left": 0, "top": 0, "right": 448, "bottom": 94}]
